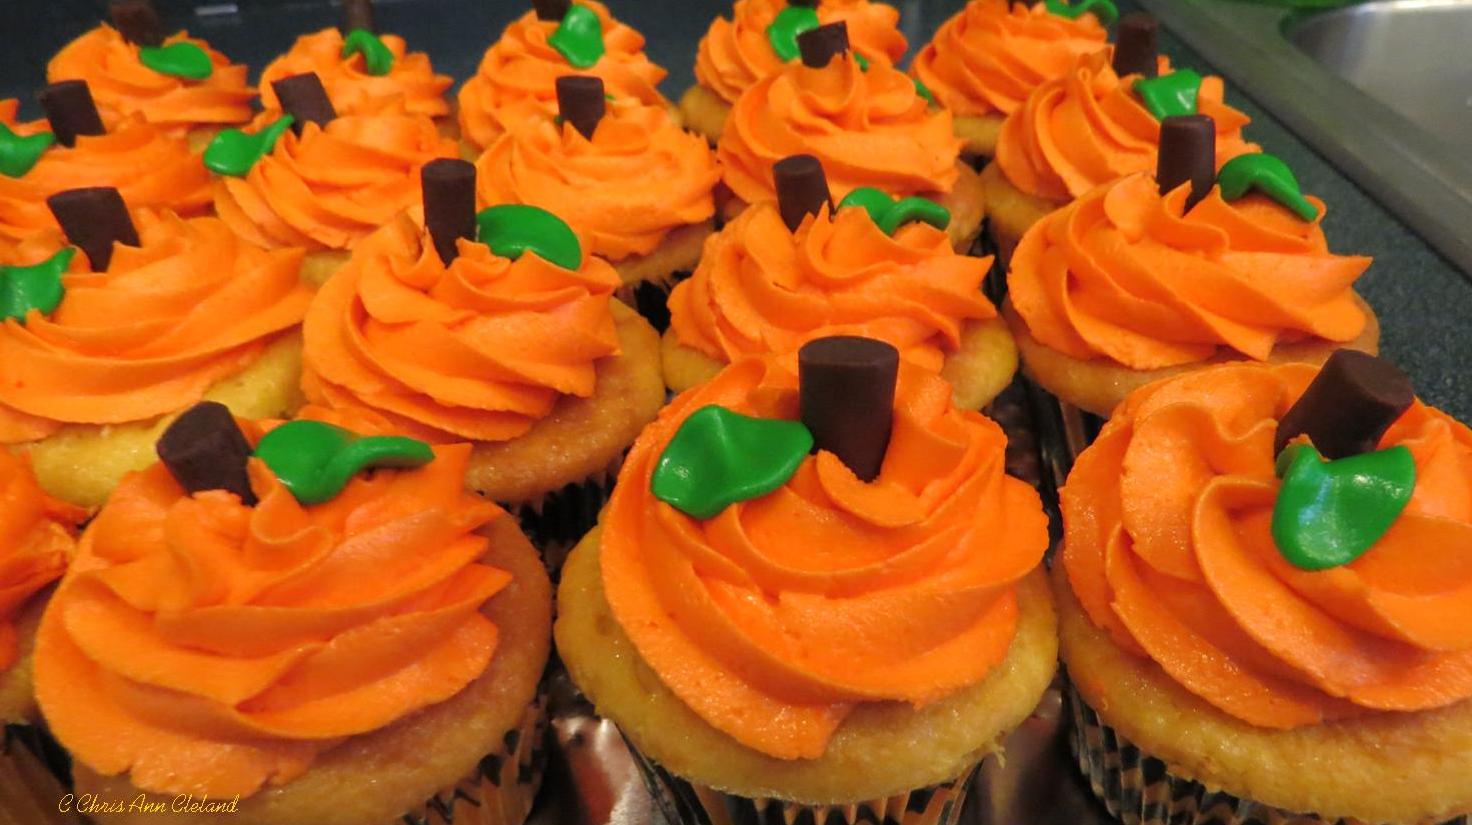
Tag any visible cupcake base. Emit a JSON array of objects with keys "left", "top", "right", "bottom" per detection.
[
  {"left": 612, "top": 221, "right": 713, "bottom": 333},
  {"left": 979, "top": 162, "right": 1063, "bottom": 265},
  {"left": 678, "top": 85, "right": 732, "bottom": 144},
  {"left": 399, "top": 694, "right": 549, "bottom": 825},
  {"left": 301, "top": 250, "right": 352, "bottom": 287},
  {"left": 954, "top": 113, "right": 1005, "bottom": 162},
  {"left": 0, "top": 725, "right": 83, "bottom": 825}
]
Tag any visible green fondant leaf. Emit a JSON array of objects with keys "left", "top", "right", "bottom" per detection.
[
  {"left": 342, "top": 28, "right": 395, "bottom": 76},
  {"left": 475, "top": 204, "right": 582, "bottom": 270},
  {"left": 254, "top": 419, "right": 434, "bottom": 505},
  {"left": 549, "top": 4, "right": 606, "bottom": 69},
  {"left": 651, "top": 405, "right": 813, "bottom": 519},
  {"left": 1043, "top": 0, "right": 1119, "bottom": 25},
  {"left": 0, "top": 248, "right": 74, "bottom": 324},
  {"left": 139, "top": 41, "right": 213, "bottom": 80},
  {"left": 1133, "top": 69, "right": 1203, "bottom": 120},
  {"left": 1271, "top": 444, "right": 1416, "bottom": 571},
  {"left": 1218, "top": 153, "right": 1320, "bottom": 221},
  {"left": 0, "top": 124, "right": 54, "bottom": 178},
  {"left": 837, "top": 187, "right": 952, "bottom": 236},
  {"left": 202, "top": 116, "right": 295, "bottom": 177},
  {"left": 766, "top": 5, "right": 821, "bottom": 63}
]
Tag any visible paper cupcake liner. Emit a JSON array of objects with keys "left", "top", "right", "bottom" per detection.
[
  {"left": 623, "top": 738, "right": 980, "bottom": 825},
  {"left": 399, "top": 690, "right": 550, "bottom": 825},
  {"left": 1065, "top": 685, "right": 1470, "bottom": 825},
  {"left": 1, "top": 725, "right": 84, "bottom": 824},
  {"left": 509, "top": 461, "right": 621, "bottom": 575},
  {"left": 615, "top": 269, "right": 693, "bottom": 334}
]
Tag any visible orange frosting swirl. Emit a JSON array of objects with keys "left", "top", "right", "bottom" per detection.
[
  {"left": 669, "top": 202, "right": 997, "bottom": 372},
  {"left": 47, "top": 25, "right": 254, "bottom": 137},
  {"left": 1009, "top": 173, "right": 1370, "bottom": 370},
  {"left": 0, "top": 100, "right": 211, "bottom": 249},
  {"left": 301, "top": 210, "right": 622, "bottom": 443},
  {"left": 911, "top": 0, "right": 1108, "bottom": 118},
  {"left": 0, "top": 452, "right": 84, "bottom": 671},
  {"left": 719, "top": 53, "right": 962, "bottom": 204},
  {"left": 456, "top": 1, "right": 669, "bottom": 151},
  {"left": 694, "top": 0, "right": 908, "bottom": 106},
  {"left": 213, "top": 104, "right": 457, "bottom": 252},
  {"left": 258, "top": 28, "right": 453, "bottom": 119},
  {"left": 35, "top": 437, "right": 513, "bottom": 796},
  {"left": 1062, "top": 362, "right": 1472, "bottom": 728},
  {"left": 602, "top": 356, "right": 1048, "bottom": 759},
  {"left": 995, "top": 50, "right": 1258, "bottom": 202},
  {"left": 0, "top": 210, "right": 311, "bottom": 443},
  {"left": 475, "top": 102, "right": 720, "bottom": 262}
]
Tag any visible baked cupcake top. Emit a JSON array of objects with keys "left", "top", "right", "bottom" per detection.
[
  {"left": 0, "top": 451, "right": 85, "bottom": 672},
  {"left": 911, "top": 0, "right": 1110, "bottom": 118},
  {"left": 35, "top": 407, "right": 517, "bottom": 796},
  {"left": 0, "top": 200, "right": 310, "bottom": 444},
  {"left": 456, "top": 0, "right": 669, "bottom": 151},
  {"left": 602, "top": 341, "right": 1048, "bottom": 759},
  {"left": 719, "top": 23, "right": 962, "bottom": 205},
  {"left": 258, "top": 29, "right": 453, "bottom": 119},
  {"left": 475, "top": 90, "right": 720, "bottom": 263},
  {"left": 1062, "top": 354, "right": 1472, "bottom": 728},
  {"left": 1009, "top": 155, "right": 1370, "bottom": 370},
  {"left": 0, "top": 97, "right": 210, "bottom": 250},
  {"left": 694, "top": 0, "right": 908, "bottom": 106},
  {"left": 995, "top": 49, "right": 1257, "bottom": 201}
]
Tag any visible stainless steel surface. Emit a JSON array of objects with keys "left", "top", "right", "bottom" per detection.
[
  {"left": 1136, "top": 0, "right": 1472, "bottom": 280},
  {"left": 1287, "top": 0, "right": 1472, "bottom": 150}
]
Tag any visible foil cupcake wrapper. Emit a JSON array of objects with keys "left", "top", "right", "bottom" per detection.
[
  {"left": 614, "top": 269, "right": 693, "bottom": 334},
  {"left": 0, "top": 725, "right": 84, "bottom": 824},
  {"left": 401, "top": 691, "right": 550, "bottom": 825},
  {"left": 1066, "top": 686, "right": 1470, "bottom": 825},
  {"left": 622, "top": 738, "right": 980, "bottom": 825},
  {"left": 508, "top": 462, "right": 621, "bottom": 575}
]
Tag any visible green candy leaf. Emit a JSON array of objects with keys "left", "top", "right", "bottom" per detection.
[
  {"left": 1043, "top": 0, "right": 1119, "bottom": 25},
  {"left": 475, "top": 204, "right": 582, "bottom": 270},
  {"left": 548, "top": 4, "right": 606, "bottom": 69},
  {"left": 342, "top": 28, "right": 395, "bottom": 76},
  {"left": 837, "top": 187, "right": 952, "bottom": 236},
  {"left": 766, "top": 5, "right": 821, "bottom": 63},
  {"left": 254, "top": 419, "right": 435, "bottom": 505},
  {"left": 854, "top": 52, "right": 871, "bottom": 71},
  {"left": 913, "top": 76, "right": 936, "bottom": 105},
  {"left": 0, "top": 248, "right": 74, "bottom": 324},
  {"left": 1217, "top": 153, "right": 1321, "bottom": 221},
  {"left": 651, "top": 405, "right": 813, "bottom": 520},
  {"left": 1271, "top": 444, "right": 1416, "bottom": 571},
  {"left": 138, "top": 41, "right": 213, "bottom": 81},
  {"left": 1133, "top": 69, "right": 1203, "bottom": 120},
  {"left": 203, "top": 116, "right": 294, "bottom": 177},
  {"left": 0, "top": 124, "right": 54, "bottom": 178}
]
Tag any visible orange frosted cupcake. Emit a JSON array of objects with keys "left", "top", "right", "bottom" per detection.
[
  {"left": 911, "top": 0, "right": 1113, "bottom": 158},
  {"left": 0, "top": 189, "right": 312, "bottom": 508},
  {"left": 557, "top": 338, "right": 1055, "bottom": 823},
  {"left": 665, "top": 154, "right": 1016, "bottom": 409},
  {"left": 718, "top": 22, "right": 983, "bottom": 251},
  {"left": 302, "top": 160, "right": 665, "bottom": 551},
  {"left": 1005, "top": 125, "right": 1378, "bottom": 417},
  {"left": 1057, "top": 352, "right": 1472, "bottom": 825},
  {"left": 985, "top": 44, "right": 1258, "bottom": 258},
  {"left": 476, "top": 77, "right": 720, "bottom": 330},
  {"left": 47, "top": 0, "right": 254, "bottom": 150},
  {"left": 456, "top": 0, "right": 670, "bottom": 155},
  {"left": 681, "top": 0, "right": 908, "bottom": 142},
  {"left": 35, "top": 403, "right": 552, "bottom": 824}
]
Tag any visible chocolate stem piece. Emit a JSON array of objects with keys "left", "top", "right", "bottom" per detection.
[
  {"left": 799, "top": 336, "right": 899, "bottom": 482},
  {"left": 1275, "top": 350, "right": 1415, "bottom": 459},
  {"left": 271, "top": 73, "right": 337, "bottom": 135},
  {"left": 789, "top": 0, "right": 820, "bottom": 6},
  {"left": 421, "top": 158, "right": 476, "bottom": 265},
  {"left": 38, "top": 81, "right": 106, "bottom": 148},
  {"left": 773, "top": 154, "right": 832, "bottom": 232},
  {"left": 342, "top": 0, "right": 375, "bottom": 33},
  {"left": 556, "top": 75, "right": 606, "bottom": 139},
  {"left": 1156, "top": 114, "right": 1214, "bottom": 212},
  {"left": 156, "top": 401, "right": 258, "bottom": 505},
  {"left": 532, "top": 0, "right": 571, "bottom": 21},
  {"left": 797, "top": 21, "right": 848, "bottom": 68},
  {"left": 109, "top": 0, "right": 163, "bottom": 47},
  {"left": 1113, "top": 13, "right": 1158, "bottom": 78},
  {"left": 46, "top": 187, "right": 138, "bottom": 271}
]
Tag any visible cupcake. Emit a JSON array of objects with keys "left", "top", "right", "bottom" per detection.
[
  {"left": 476, "top": 77, "right": 721, "bottom": 331},
  {"left": 718, "top": 23, "right": 984, "bottom": 252},
  {"left": 557, "top": 336, "right": 1056, "bottom": 824},
  {"left": 985, "top": 40, "right": 1257, "bottom": 259},
  {"left": 1057, "top": 351, "right": 1472, "bottom": 825},
  {"left": 456, "top": 0, "right": 670, "bottom": 155},
  {"left": 910, "top": 0, "right": 1115, "bottom": 160},
  {"left": 0, "top": 85, "right": 210, "bottom": 251},
  {"left": 666, "top": 154, "right": 1017, "bottom": 409},
  {"left": 34, "top": 402, "right": 553, "bottom": 825},
  {"left": 207, "top": 72, "right": 458, "bottom": 287},
  {"left": 1005, "top": 121, "right": 1377, "bottom": 417},
  {"left": 0, "top": 188, "right": 312, "bottom": 508},
  {"left": 681, "top": 0, "right": 908, "bottom": 142},
  {"left": 301, "top": 159, "right": 665, "bottom": 552},
  {"left": 47, "top": 0, "right": 254, "bottom": 151}
]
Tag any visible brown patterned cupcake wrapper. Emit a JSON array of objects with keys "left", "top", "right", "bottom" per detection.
[
  {"left": 623, "top": 738, "right": 980, "bottom": 825},
  {"left": 614, "top": 269, "right": 693, "bottom": 334},
  {"left": 0, "top": 725, "right": 84, "bottom": 824},
  {"left": 507, "top": 460, "right": 622, "bottom": 576},
  {"left": 1066, "top": 685, "right": 1469, "bottom": 825}
]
